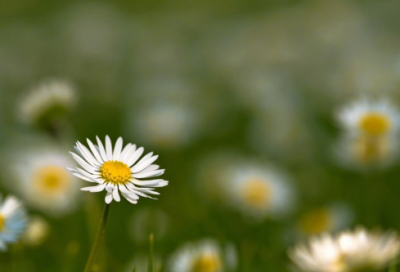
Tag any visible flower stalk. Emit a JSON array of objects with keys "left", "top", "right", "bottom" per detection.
[{"left": 83, "top": 203, "right": 111, "bottom": 272}]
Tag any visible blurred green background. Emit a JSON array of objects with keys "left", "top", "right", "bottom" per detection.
[{"left": 1, "top": 0, "right": 400, "bottom": 271}]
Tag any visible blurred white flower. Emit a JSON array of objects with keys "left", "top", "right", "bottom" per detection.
[
  {"left": 68, "top": 136, "right": 168, "bottom": 204},
  {"left": 134, "top": 102, "right": 199, "bottom": 149},
  {"left": 0, "top": 195, "right": 28, "bottom": 251},
  {"left": 335, "top": 98, "right": 400, "bottom": 168},
  {"left": 11, "top": 148, "right": 81, "bottom": 215},
  {"left": 19, "top": 80, "right": 76, "bottom": 125},
  {"left": 221, "top": 160, "right": 295, "bottom": 219},
  {"left": 289, "top": 227, "right": 400, "bottom": 272},
  {"left": 168, "top": 239, "right": 237, "bottom": 272},
  {"left": 337, "top": 98, "right": 400, "bottom": 138},
  {"left": 23, "top": 216, "right": 50, "bottom": 247},
  {"left": 297, "top": 203, "right": 353, "bottom": 236}
]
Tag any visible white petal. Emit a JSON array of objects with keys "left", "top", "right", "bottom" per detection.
[
  {"left": 105, "top": 192, "right": 113, "bottom": 204},
  {"left": 126, "top": 147, "right": 144, "bottom": 167},
  {"left": 122, "top": 144, "right": 137, "bottom": 163},
  {"left": 71, "top": 172, "right": 97, "bottom": 183},
  {"left": 140, "top": 164, "right": 160, "bottom": 173},
  {"left": 87, "top": 138, "right": 104, "bottom": 164},
  {"left": 70, "top": 152, "right": 97, "bottom": 173},
  {"left": 113, "top": 188, "right": 121, "bottom": 202},
  {"left": 81, "top": 184, "right": 106, "bottom": 192},
  {"left": 77, "top": 142, "right": 101, "bottom": 166},
  {"left": 131, "top": 179, "right": 167, "bottom": 187},
  {"left": 133, "top": 169, "right": 165, "bottom": 179},
  {"left": 113, "top": 137, "right": 123, "bottom": 160},
  {"left": 119, "top": 144, "right": 132, "bottom": 161},
  {"left": 132, "top": 153, "right": 159, "bottom": 173},
  {"left": 96, "top": 136, "right": 108, "bottom": 162},
  {"left": 105, "top": 135, "right": 113, "bottom": 160}
]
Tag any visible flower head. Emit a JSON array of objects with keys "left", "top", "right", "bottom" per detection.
[
  {"left": 19, "top": 80, "right": 76, "bottom": 126},
  {"left": 337, "top": 98, "right": 400, "bottom": 138},
  {"left": 11, "top": 148, "right": 81, "bottom": 215},
  {"left": 168, "top": 239, "right": 237, "bottom": 272},
  {"left": 68, "top": 136, "right": 168, "bottom": 204},
  {"left": 289, "top": 227, "right": 400, "bottom": 272},
  {"left": 0, "top": 195, "right": 28, "bottom": 251},
  {"left": 221, "top": 161, "right": 295, "bottom": 219}
]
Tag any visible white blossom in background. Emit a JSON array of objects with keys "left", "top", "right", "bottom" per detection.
[
  {"left": 11, "top": 148, "right": 81, "bottom": 216},
  {"left": 19, "top": 80, "right": 76, "bottom": 125},
  {"left": 289, "top": 227, "right": 400, "bottom": 272},
  {"left": 168, "top": 239, "right": 237, "bottom": 272},
  {"left": 0, "top": 195, "right": 28, "bottom": 251}
]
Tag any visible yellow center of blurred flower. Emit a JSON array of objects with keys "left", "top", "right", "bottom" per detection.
[
  {"left": 298, "top": 208, "right": 331, "bottom": 235},
  {"left": 243, "top": 178, "right": 272, "bottom": 208},
  {"left": 0, "top": 214, "right": 4, "bottom": 231},
  {"left": 192, "top": 253, "right": 221, "bottom": 272},
  {"left": 359, "top": 113, "right": 391, "bottom": 136},
  {"left": 100, "top": 161, "right": 131, "bottom": 185},
  {"left": 34, "top": 165, "right": 71, "bottom": 196}
]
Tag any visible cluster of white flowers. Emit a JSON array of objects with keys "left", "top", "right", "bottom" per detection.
[{"left": 290, "top": 227, "right": 400, "bottom": 272}]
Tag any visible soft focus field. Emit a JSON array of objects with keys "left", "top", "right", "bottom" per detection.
[{"left": 1, "top": 0, "right": 400, "bottom": 271}]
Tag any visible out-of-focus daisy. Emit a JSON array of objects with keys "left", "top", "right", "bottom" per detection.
[
  {"left": 133, "top": 102, "right": 199, "bottom": 149},
  {"left": 11, "top": 148, "right": 81, "bottom": 215},
  {"left": 297, "top": 203, "right": 353, "bottom": 236},
  {"left": 337, "top": 98, "right": 400, "bottom": 138},
  {"left": 0, "top": 195, "right": 28, "bottom": 251},
  {"left": 23, "top": 216, "right": 50, "bottom": 247},
  {"left": 220, "top": 161, "right": 295, "bottom": 219},
  {"left": 19, "top": 80, "right": 76, "bottom": 126},
  {"left": 289, "top": 227, "right": 400, "bottom": 272},
  {"left": 68, "top": 136, "right": 168, "bottom": 204},
  {"left": 168, "top": 239, "right": 237, "bottom": 272}
]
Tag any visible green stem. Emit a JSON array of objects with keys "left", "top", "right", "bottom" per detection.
[
  {"left": 83, "top": 203, "right": 111, "bottom": 272},
  {"left": 148, "top": 233, "right": 154, "bottom": 272}
]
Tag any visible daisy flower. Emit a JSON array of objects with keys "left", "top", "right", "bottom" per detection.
[
  {"left": 68, "top": 136, "right": 168, "bottom": 204},
  {"left": 11, "top": 148, "right": 81, "bottom": 215},
  {"left": 19, "top": 80, "right": 76, "bottom": 126},
  {"left": 133, "top": 102, "right": 199, "bottom": 148},
  {"left": 337, "top": 98, "right": 400, "bottom": 138},
  {"left": 0, "top": 195, "right": 28, "bottom": 251},
  {"left": 289, "top": 227, "right": 400, "bottom": 272},
  {"left": 297, "top": 203, "right": 353, "bottom": 236},
  {"left": 220, "top": 161, "right": 295, "bottom": 219},
  {"left": 168, "top": 239, "right": 237, "bottom": 272}
]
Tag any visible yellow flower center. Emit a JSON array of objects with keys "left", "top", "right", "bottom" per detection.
[
  {"left": 359, "top": 113, "right": 391, "bottom": 136},
  {"left": 34, "top": 165, "right": 71, "bottom": 196},
  {"left": 100, "top": 161, "right": 131, "bottom": 185},
  {"left": 298, "top": 208, "right": 331, "bottom": 235},
  {"left": 0, "top": 214, "right": 4, "bottom": 231},
  {"left": 192, "top": 253, "right": 221, "bottom": 272},
  {"left": 242, "top": 178, "right": 272, "bottom": 208}
]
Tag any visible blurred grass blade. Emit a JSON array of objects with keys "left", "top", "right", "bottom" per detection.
[
  {"left": 148, "top": 233, "right": 154, "bottom": 272},
  {"left": 132, "top": 266, "right": 136, "bottom": 272}
]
